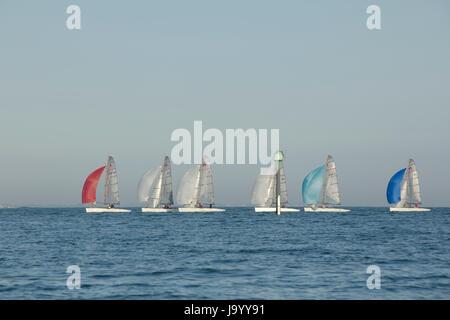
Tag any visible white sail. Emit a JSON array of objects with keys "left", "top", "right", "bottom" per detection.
[
  {"left": 394, "top": 170, "right": 409, "bottom": 208},
  {"left": 176, "top": 166, "right": 201, "bottom": 207},
  {"left": 251, "top": 174, "right": 275, "bottom": 207},
  {"left": 148, "top": 170, "right": 164, "bottom": 208},
  {"left": 251, "top": 161, "right": 288, "bottom": 207},
  {"left": 137, "top": 166, "right": 161, "bottom": 204},
  {"left": 138, "top": 156, "right": 174, "bottom": 208},
  {"left": 176, "top": 156, "right": 217, "bottom": 208},
  {"left": 407, "top": 159, "right": 422, "bottom": 204},
  {"left": 321, "top": 155, "right": 341, "bottom": 205},
  {"left": 199, "top": 160, "right": 215, "bottom": 205},
  {"left": 104, "top": 156, "right": 120, "bottom": 205},
  {"left": 393, "top": 159, "right": 422, "bottom": 208}
]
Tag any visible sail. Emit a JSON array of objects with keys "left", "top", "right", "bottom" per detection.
[
  {"left": 137, "top": 166, "right": 161, "bottom": 204},
  {"left": 302, "top": 165, "right": 325, "bottom": 205},
  {"left": 386, "top": 168, "right": 407, "bottom": 205},
  {"left": 251, "top": 174, "right": 275, "bottom": 207},
  {"left": 160, "top": 156, "right": 174, "bottom": 206},
  {"left": 104, "top": 156, "right": 120, "bottom": 205},
  {"left": 251, "top": 161, "right": 288, "bottom": 208},
  {"left": 148, "top": 169, "right": 164, "bottom": 208},
  {"left": 397, "top": 173, "right": 408, "bottom": 207},
  {"left": 176, "top": 166, "right": 201, "bottom": 207},
  {"left": 321, "top": 155, "right": 341, "bottom": 205},
  {"left": 407, "top": 159, "right": 422, "bottom": 204},
  {"left": 278, "top": 161, "right": 288, "bottom": 205},
  {"left": 199, "top": 160, "right": 214, "bottom": 205},
  {"left": 82, "top": 166, "right": 105, "bottom": 204}
]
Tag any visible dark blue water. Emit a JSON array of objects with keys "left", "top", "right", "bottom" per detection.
[{"left": 0, "top": 207, "right": 448, "bottom": 299}]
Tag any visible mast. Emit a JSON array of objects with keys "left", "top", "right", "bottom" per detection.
[{"left": 276, "top": 169, "right": 280, "bottom": 214}]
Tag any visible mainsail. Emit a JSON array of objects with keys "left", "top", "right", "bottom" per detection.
[
  {"left": 160, "top": 156, "right": 174, "bottom": 206},
  {"left": 82, "top": 166, "right": 106, "bottom": 204},
  {"left": 199, "top": 160, "right": 215, "bottom": 205},
  {"left": 320, "top": 155, "right": 341, "bottom": 205},
  {"left": 407, "top": 159, "right": 422, "bottom": 204},
  {"left": 104, "top": 156, "right": 120, "bottom": 205},
  {"left": 302, "top": 155, "right": 342, "bottom": 207}
]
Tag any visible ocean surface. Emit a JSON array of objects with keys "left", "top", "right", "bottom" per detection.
[{"left": 0, "top": 207, "right": 448, "bottom": 299}]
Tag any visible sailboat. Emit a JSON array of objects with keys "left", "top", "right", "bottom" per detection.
[
  {"left": 138, "top": 156, "right": 175, "bottom": 212},
  {"left": 387, "top": 159, "right": 430, "bottom": 212},
  {"left": 176, "top": 157, "right": 225, "bottom": 212},
  {"left": 302, "top": 155, "right": 350, "bottom": 212},
  {"left": 251, "top": 154, "right": 300, "bottom": 213},
  {"left": 82, "top": 156, "right": 131, "bottom": 213}
]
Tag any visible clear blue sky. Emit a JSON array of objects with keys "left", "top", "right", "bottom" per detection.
[{"left": 1, "top": 1, "right": 449, "bottom": 206}]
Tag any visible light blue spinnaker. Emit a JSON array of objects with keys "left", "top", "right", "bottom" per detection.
[
  {"left": 386, "top": 168, "right": 406, "bottom": 204},
  {"left": 302, "top": 165, "right": 325, "bottom": 205}
]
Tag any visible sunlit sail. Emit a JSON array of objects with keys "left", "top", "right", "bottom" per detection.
[
  {"left": 176, "top": 156, "right": 225, "bottom": 212},
  {"left": 138, "top": 156, "right": 175, "bottom": 212}
]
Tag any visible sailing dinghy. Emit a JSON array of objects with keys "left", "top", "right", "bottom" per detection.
[
  {"left": 176, "top": 157, "right": 225, "bottom": 212},
  {"left": 302, "top": 155, "right": 350, "bottom": 212},
  {"left": 387, "top": 159, "right": 430, "bottom": 212},
  {"left": 251, "top": 152, "right": 300, "bottom": 213},
  {"left": 138, "top": 156, "right": 175, "bottom": 212},
  {"left": 82, "top": 156, "right": 131, "bottom": 213}
]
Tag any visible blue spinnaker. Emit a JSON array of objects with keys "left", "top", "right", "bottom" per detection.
[
  {"left": 302, "top": 165, "right": 325, "bottom": 205},
  {"left": 386, "top": 168, "right": 406, "bottom": 204}
]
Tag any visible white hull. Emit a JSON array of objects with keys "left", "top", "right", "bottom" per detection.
[
  {"left": 254, "top": 207, "right": 300, "bottom": 212},
  {"left": 304, "top": 207, "right": 350, "bottom": 212},
  {"left": 178, "top": 208, "right": 226, "bottom": 212},
  {"left": 141, "top": 208, "right": 176, "bottom": 213},
  {"left": 86, "top": 208, "right": 132, "bottom": 213},
  {"left": 389, "top": 207, "right": 431, "bottom": 212}
]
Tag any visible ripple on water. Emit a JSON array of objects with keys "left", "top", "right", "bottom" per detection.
[{"left": 0, "top": 207, "right": 448, "bottom": 299}]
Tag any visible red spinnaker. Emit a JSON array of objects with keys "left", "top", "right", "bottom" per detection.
[{"left": 82, "top": 166, "right": 106, "bottom": 204}]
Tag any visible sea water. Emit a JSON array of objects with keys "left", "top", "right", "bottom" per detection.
[{"left": 0, "top": 207, "right": 448, "bottom": 299}]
